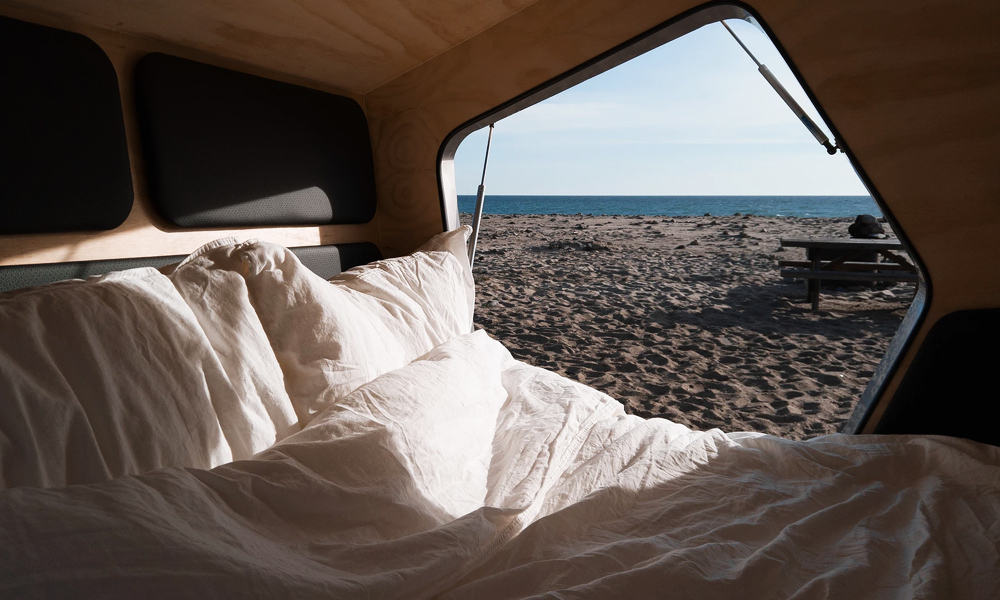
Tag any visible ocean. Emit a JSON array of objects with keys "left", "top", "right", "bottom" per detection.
[{"left": 457, "top": 195, "right": 881, "bottom": 218}]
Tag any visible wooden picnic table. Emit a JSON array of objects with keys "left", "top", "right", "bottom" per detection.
[{"left": 779, "top": 237, "right": 918, "bottom": 309}]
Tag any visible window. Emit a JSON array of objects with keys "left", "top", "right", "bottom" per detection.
[{"left": 440, "top": 7, "right": 922, "bottom": 439}]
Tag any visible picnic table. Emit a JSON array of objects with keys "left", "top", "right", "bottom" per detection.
[{"left": 779, "top": 237, "right": 918, "bottom": 309}]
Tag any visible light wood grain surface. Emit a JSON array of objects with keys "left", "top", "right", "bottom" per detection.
[{"left": 0, "top": 0, "right": 541, "bottom": 94}]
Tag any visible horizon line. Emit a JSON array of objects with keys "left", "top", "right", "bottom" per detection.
[{"left": 456, "top": 193, "right": 874, "bottom": 198}]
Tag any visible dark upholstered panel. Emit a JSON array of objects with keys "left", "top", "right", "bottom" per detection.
[
  {"left": 134, "top": 53, "right": 377, "bottom": 228},
  {"left": 291, "top": 242, "right": 383, "bottom": 281},
  {"left": 0, "top": 255, "right": 184, "bottom": 294},
  {"left": 0, "top": 16, "right": 133, "bottom": 234},
  {"left": 874, "top": 308, "right": 1000, "bottom": 447},
  {"left": 0, "top": 243, "right": 382, "bottom": 294}
]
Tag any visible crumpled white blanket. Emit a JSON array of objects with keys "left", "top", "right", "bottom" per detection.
[
  {"left": 1, "top": 332, "right": 998, "bottom": 599},
  {"left": 0, "top": 268, "right": 237, "bottom": 489}
]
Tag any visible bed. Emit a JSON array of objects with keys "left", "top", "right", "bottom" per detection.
[{"left": 1, "top": 227, "right": 998, "bottom": 599}]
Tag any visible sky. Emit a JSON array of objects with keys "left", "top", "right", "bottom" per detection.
[{"left": 453, "top": 18, "right": 869, "bottom": 197}]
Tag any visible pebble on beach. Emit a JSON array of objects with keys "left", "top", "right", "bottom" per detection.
[{"left": 463, "top": 213, "right": 915, "bottom": 440}]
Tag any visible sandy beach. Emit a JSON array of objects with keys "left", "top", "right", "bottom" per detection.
[{"left": 462, "top": 213, "right": 915, "bottom": 440}]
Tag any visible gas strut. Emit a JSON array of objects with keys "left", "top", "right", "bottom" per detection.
[
  {"left": 721, "top": 21, "right": 839, "bottom": 155},
  {"left": 467, "top": 123, "right": 494, "bottom": 270}
]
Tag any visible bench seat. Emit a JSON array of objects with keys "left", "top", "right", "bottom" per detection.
[
  {"left": 777, "top": 260, "right": 915, "bottom": 272},
  {"left": 780, "top": 269, "right": 919, "bottom": 283}
]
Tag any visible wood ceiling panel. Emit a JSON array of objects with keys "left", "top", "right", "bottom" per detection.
[{"left": 0, "top": 0, "right": 540, "bottom": 93}]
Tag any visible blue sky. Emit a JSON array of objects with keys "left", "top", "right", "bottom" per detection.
[{"left": 453, "top": 18, "right": 869, "bottom": 196}]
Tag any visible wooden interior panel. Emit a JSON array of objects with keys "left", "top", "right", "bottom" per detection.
[{"left": 0, "top": 0, "right": 541, "bottom": 94}]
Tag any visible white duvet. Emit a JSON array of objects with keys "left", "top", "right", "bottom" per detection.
[
  {"left": 2, "top": 331, "right": 998, "bottom": 599},
  {"left": 0, "top": 230, "right": 476, "bottom": 490}
]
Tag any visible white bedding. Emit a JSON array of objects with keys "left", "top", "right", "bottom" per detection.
[
  {"left": 1, "top": 234, "right": 998, "bottom": 598},
  {"left": 1, "top": 331, "right": 998, "bottom": 598},
  {"left": 0, "top": 229, "right": 475, "bottom": 487},
  {"left": 0, "top": 268, "right": 236, "bottom": 489}
]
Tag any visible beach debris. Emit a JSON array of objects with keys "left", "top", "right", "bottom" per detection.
[
  {"left": 543, "top": 239, "right": 612, "bottom": 252},
  {"left": 814, "top": 373, "right": 844, "bottom": 386},
  {"left": 848, "top": 214, "right": 886, "bottom": 239}
]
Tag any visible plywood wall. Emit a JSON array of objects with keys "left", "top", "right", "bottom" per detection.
[{"left": 1, "top": 0, "right": 543, "bottom": 93}]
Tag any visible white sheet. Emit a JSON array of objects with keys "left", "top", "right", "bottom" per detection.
[
  {"left": 2, "top": 332, "right": 997, "bottom": 598},
  {"left": 0, "top": 268, "right": 236, "bottom": 490}
]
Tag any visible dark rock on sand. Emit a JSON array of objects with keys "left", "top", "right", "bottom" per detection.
[{"left": 848, "top": 214, "right": 886, "bottom": 238}]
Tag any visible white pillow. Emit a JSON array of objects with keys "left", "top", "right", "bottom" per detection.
[
  {"left": 0, "top": 268, "right": 236, "bottom": 490},
  {"left": 168, "top": 238, "right": 301, "bottom": 455},
  {"left": 235, "top": 226, "right": 474, "bottom": 424}
]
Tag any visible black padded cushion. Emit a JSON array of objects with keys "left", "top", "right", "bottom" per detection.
[
  {"left": 0, "top": 243, "right": 383, "bottom": 294},
  {"left": 874, "top": 308, "right": 1000, "bottom": 447},
  {"left": 0, "top": 16, "right": 132, "bottom": 234},
  {"left": 134, "top": 53, "right": 377, "bottom": 228},
  {"left": 292, "top": 242, "right": 382, "bottom": 281},
  {"left": 0, "top": 255, "right": 184, "bottom": 294}
]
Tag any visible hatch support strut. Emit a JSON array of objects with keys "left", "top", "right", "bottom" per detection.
[
  {"left": 467, "top": 123, "right": 495, "bottom": 270},
  {"left": 721, "top": 21, "right": 839, "bottom": 155}
]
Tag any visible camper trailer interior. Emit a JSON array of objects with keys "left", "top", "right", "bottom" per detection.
[{"left": 1, "top": 0, "right": 998, "bottom": 597}]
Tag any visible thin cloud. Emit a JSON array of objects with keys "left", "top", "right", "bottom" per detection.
[{"left": 454, "top": 21, "right": 865, "bottom": 196}]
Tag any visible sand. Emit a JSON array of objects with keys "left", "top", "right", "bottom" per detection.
[{"left": 462, "top": 213, "right": 915, "bottom": 440}]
